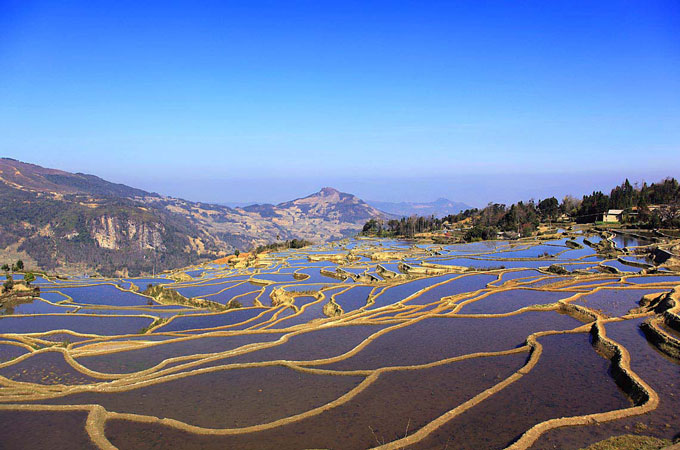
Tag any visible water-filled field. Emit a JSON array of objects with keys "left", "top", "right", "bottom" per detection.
[{"left": 0, "top": 230, "right": 678, "bottom": 450}]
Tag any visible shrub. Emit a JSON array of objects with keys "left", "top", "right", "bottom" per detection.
[
  {"left": 227, "top": 299, "right": 242, "bottom": 309},
  {"left": 2, "top": 274, "right": 14, "bottom": 293},
  {"left": 23, "top": 272, "right": 36, "bottom": 286}
]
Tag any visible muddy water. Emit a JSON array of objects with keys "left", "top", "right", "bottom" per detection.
[
  {"left": 558, "top": 246, "right": 598, "bottom": 259},
  {"left": 124, "top": 277, "right": 172, "bottom": 287},
  {"left": 56, "top": 284, "right": 150, "bottom": 306},
  {"left": 250, "top": 307, "right": 297, "bottom": 329},
  {"left": 0, "top": 315, "right": 154, "bottom": 335},
  {"left": 0, "top": 351, "right": 100, "bottom": 385},
  {"left": 495, "top": 269, "right": 544, "bottom": 284},
  {"left": 427, "top": 257, "right": 549, "bottom": 269},
  {"left": 410, "top": 333, "right": 632, "bottom": 449},
  {"left": 403, "top": 274, "right": 496, "bottom": 306},
  {"left": 611, "top": 234, "right": 651, "bottom": 249},
  {"left": 252, "top": 273, "right": 301, "bottom": 283},
  {"left": 324, "top": 312, "right": 580, "bottom": 371},
  {"left": 293, "top": 268, "right": 340, "bottom": 283},
  {"left": 459, "top": 289, "right": 572, "bottom": 314},
  {"left": 200, "top": 282, "right": 261, "bottom": 303},
  {"left": 174, "top": 280, "right": 243, "bottom": 298},
  {"left": 2, "top": 299, "right": 72, "bottom": 315},
  {"left": 333, "top": 285, "right": 373, "bottom": 312},
  {"left": 573, "top": 288, "right": 667, "bottom": 318},
  {"left": 494, "top": 245, "right": 568, "bottom": 259},
  {"left": 0, "top": 236, "right": 677, "bottom": 449},
  {"left": 266, "top": 299, "right": 325, "bottom": 328},
  {"left": 369, "top": 275, "right": 459, "bottom": 309},
  {"left": 75, "top": 333, "right": 284, "bottom": 374},
  {"left": 223, "top": 324, "right": 390, "bottom": 365},
  {"left": 443, "top": 241, "right": 506, "bottom": 253},
  {"left": 40, "top": 366, "right": 364, "bottom": 429},
  {"left": 155, "top": 308, "right": 265, "bottom": 332},
  {"left": 0, "top": 342, "right": 30, "bottom": 363},
  {"left": 227, "top": 307, "right": 284, "bottom": 330},
  {"left": 72, "top": 307, "right": 204, "bottom": 317},
  {"left": 626, "top": 275, "right": 680, "bottom": 284},
  {"left": 525, "top": 276, "right": 573, "bottom": 288},
  {"left": 530, "top": 318, "right": 680, "bottom": 450},
  {"left": 566, "top": 278, "right": 620, "bottom": 288},
  {"left": 0, "top": 409, "right": 97, "bottom": 450},
  {"left": 103, "top": 353, "right": 528, "bottom": 450},
  {"left": 38, "top": 332, "right": 97, "bottom": 343},
  {"left": 284, "top": 283, "right": 334, "bottom": 293}
]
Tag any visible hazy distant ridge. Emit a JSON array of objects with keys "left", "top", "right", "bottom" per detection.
[{"left": 368, "top": 198, "right": 473, "bottom": 218}]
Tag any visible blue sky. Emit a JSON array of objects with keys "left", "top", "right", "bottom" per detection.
[{"left": 1, "top": 0, "right": 678, "bottom": 206}]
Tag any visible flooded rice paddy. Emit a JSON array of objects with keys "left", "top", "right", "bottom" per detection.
[{"left": 0, "top": 229, "right": 679, "bottom": 449}]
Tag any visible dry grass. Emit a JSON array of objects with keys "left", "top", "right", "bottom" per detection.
[{"left": 578, "top": 434, "right": 672, "bottom": 450}]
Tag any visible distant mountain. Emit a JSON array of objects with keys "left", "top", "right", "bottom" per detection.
[
  {"left": 220, "top": 201, "right": 257, "bottom": 208},
  {"left": 367, "top": 198, "right": 473, "bottom": 218},
  {"left": 231, "top": 187, "right": 389, "bottom": 242},
  {"left": 276, "top": 187, "right": 386, "bottom": 223},
  {"left": 0, "top": 158, "right": 386, "bottom": 276}
]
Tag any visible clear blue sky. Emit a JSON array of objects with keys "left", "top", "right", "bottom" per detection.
[{"left": 1, "top": 0, "right": 678, "bottom": 206}]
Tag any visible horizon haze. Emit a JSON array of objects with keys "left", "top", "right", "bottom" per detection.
[{"left": 1, "top": 0, "right": 678, "bottom": 206}]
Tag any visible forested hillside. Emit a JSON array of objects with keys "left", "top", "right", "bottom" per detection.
[{"left": 362, "top": 177, "right": 680, "bottom": 241}]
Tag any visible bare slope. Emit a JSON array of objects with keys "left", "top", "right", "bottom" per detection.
[{"left": 0, "top": 158, "right": 386, "bottom": 275}]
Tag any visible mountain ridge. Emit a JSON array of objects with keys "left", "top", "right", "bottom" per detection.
[
  {"left": 0, "top": 158, "right": 387, "bottom": 276},
  {"left": 367, "top": 197, "right": 473, "bottom": 218}
]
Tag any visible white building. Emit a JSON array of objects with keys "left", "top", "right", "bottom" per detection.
[{"left": 602, "top": 209, "right": 624, "bottom": 223}]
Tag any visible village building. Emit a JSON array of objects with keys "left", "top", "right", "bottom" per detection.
[{"left": 602, "top": 209, "right": 624, "bottom": 223}]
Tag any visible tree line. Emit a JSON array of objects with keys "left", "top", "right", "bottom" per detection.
[
  {"left": 2, "top": 259, "right": 37, "bottom": 294},
  {"left": 361, "top": 177, "right": 680, "bottom": 241},
  {"left": 253, "top": 239, "right": 313, "bottom": 254},
  {"left": 575, "top": 178, "right": 679, "bottom": 226}
]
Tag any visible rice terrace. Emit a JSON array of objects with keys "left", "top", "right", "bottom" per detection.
[
  {"left": 1, "top": 227, "right": 679, "bottom": 449},
  {"left": 2, "top": 1, "right": 679, "bottom": 449}
]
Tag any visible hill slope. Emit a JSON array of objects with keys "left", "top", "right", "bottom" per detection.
[
  {"left": 0, "top": 158, "right": 387, "bottom": 276},
  {"left": 0, "top": 158, "right": 153, "bottom": 198}
]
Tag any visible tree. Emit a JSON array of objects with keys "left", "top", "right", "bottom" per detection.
[
  {"left": 609, "top": 179, "right": 636, "bottom": 209},
  {"left": 2, "top": 274, "right": 14, "bottom": 293},
  {"left": 576, "top": 191, "right": 609, "bottom": 223},
  {"left": 1, "top": 264, "right": 8, "bottom": 272},
  {"left": 657, "top": 203, "right": 680, "bottom": 227},
  {"left": 362, "top": 219, "right": 382, "bottom": 235},
  {"left": 23, "top": 272, "right": 36, "bottom": 286},
  {"left": 560, "top": 195, "right": 581, "bottom": 216},
  {"left": 464, "top": 225, "right": 497, "bottom": 241},
  {"left": 538, "top": 197, "right": 559, "bottom": 220},
  {"left": 234, "top": 249, "right": 240, "bottom": 257},
  {"left": 15, "top": 260, "right": 24, "bottom": 271}
]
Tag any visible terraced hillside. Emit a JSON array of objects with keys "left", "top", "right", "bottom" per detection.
[{"left": 0, "top": 227, "right": 678, "bottom": 449}]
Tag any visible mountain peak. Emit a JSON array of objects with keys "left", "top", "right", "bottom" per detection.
[
  {"left": 0, "top": 159, "right": 388, "bottom": 276},
  {"left": 274, "top": 186, "right": 387, "bottom": 223},
  {"left": 318, "top": 187, "right": 340, "bottom": 196}
]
